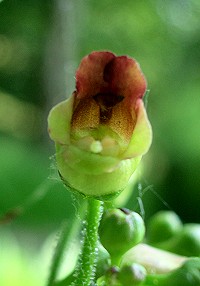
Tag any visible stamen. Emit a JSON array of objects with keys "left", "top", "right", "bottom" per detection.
[
  {"left": 75, "top": 136, "right": 95, "bottom": 151},
  {"left": 90, "top": 140, "right": 103, "bottom": 153},
  {"left": 101, "top": 136, "right": 120, "bottom": 156}
]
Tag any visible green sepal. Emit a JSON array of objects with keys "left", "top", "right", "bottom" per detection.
[
  {"left": 56, "top": 146, "right": 141, "bottom": 197},
  {"left": 48, "top": 97, "right": 74, "bottom": 144},
  {"left": 56, "top": 144, "right": 120, "bottom": 175}
]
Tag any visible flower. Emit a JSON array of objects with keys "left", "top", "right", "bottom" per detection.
[{"left": 48, "top": 51, "right": 152, "bottom": 199}]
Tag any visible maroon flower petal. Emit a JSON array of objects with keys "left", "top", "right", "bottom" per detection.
[
  {"left": 75, "top": 51, "right": 116, "bottom": 99},
  {"left": 104, "top": 56, "right": 147, "bottom": 107},
  {"left": 106, "top": 99, "right": 136, "bottom": 144},
  {"left": 71, "top": 97, "right": 100, "bottom": 132},
  {"left": 73, "top": 51, "right": 147, "bottom": 144}
]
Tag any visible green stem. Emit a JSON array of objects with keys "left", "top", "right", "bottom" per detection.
[
  {"left": 71, "top": 198, "right": 103, "bottom": 286},
  {"left": 47, "top": 198, "right": 86, "bottom": 286},
  {"left": 47, "top": 217, "right": 81, "bottom": 286},
  {"left": 47, "top": 220, "right": 70, "bottom": 286}
]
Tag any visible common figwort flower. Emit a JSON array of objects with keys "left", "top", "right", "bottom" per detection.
[{"left": 48, "top": 51, "right": 152, "bottom": 198}]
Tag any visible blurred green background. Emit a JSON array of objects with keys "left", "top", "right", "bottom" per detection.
[{"left": 0, "top": 0, "right": 200, "bottom": 284}]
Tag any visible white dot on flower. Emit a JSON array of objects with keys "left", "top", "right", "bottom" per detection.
[{"left": 90, "top": 140, "right": 103, "bottom": 153}]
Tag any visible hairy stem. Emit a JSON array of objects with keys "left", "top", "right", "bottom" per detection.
[{"left": 71, "top": 198, "right": 103, "bottom": 286}]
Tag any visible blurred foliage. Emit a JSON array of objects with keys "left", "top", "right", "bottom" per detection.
[
  {"left": 0, "top": 0, "right": 52, "bottom": 105},
  {"left": 0, "top": 0, "right": 200, "bottom": 284}
]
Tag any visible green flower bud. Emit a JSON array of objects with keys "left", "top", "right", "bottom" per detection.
[
  {"left": 166, "top": 223, "right": 200, "bottom": 257},
  {"left": 97, "top": 266, "right": 121, "bottom": 286},
  {"left": 118, "top": 263, "right": 147, "bottom": 286},
  {"left": 99, "top": 208, "right": 145, "bottom": 263},
  {"left": 48, "top": 51, "right": 152, "bottom": 199},
  {"left": 145, "top": 257, "right": 200, "bottom": 286},
  {"left": 146, "top": 211, "right": 183, "bottom": 244},
  {"left": 166, "top": 258, "right": 200, "bottom": 286},
  {"left": 96, "top": 243, "right": 111, "bottom": 279}
]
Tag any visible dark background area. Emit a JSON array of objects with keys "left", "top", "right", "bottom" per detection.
[{"left": 0, "top": 0, "right": 199, "bottom": 284}]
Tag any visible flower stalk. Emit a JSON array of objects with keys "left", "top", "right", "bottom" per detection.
[{"left": 70, "top": 198, "right": 103, "bottom": 286}]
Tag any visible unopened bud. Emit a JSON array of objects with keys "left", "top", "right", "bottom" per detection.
[
  {"left": 147, "top": 211, "right": 182, "bottom": 244},
  {"left": 99, "top": 208, "right": 145, "bottom": 263},
  {"left": 119, "top": 263, "right": 147, "bottom": 286}
]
